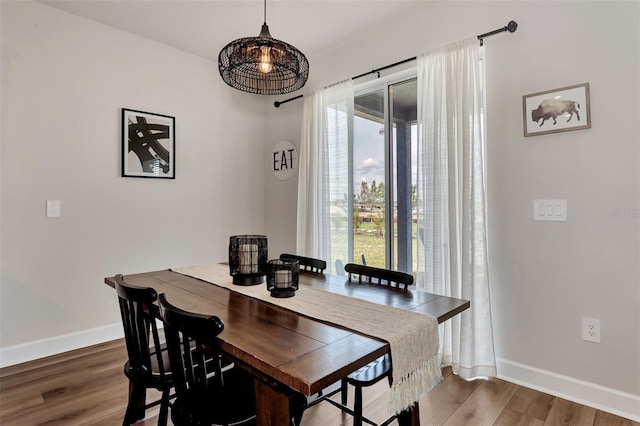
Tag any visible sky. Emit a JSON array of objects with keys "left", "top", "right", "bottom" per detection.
[
  {"left": 353, "top": 115, "right": 386, "bottom": 192},
  {"left": 353, "top": 116, "right": 418, "bottom": 196}
]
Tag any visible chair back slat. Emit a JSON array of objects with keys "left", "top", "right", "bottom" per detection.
[
  {"left": 280, "top": 253, "right": 327, "bottom": 273},
  {"left": 158, "top": 294, "right": 225, "bottom": 398},
  {"left": 343, "top": 263, "right": 414, "bottom": 292},
  {"left": 115, "top": 274, "right": 165, "bottom": 378},
  {"left": 149, "top": 312, "right": 166, "bottom": 377},
  {"left": 115, "top": 274, "right": 174, "bottom": 426}
]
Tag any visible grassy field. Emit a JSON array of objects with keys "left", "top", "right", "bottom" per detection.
[
  {"left": 354, "top": 234, "right": 385, "bottom": 267},
  {"left": 354, "top": 222, "right": 417, "bottom": 269}
]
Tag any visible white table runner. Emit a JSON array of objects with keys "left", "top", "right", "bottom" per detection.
[{"left": 172, "top": 263, "right": 442, "bottom": 414}]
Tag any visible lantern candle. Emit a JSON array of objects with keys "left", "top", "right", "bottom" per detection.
[
  {"left": 266, "top": 258, "right": 299, "bottom": 298},
  {"left": 229, "top": 235, "right": 267, "bottom": 285},
  {"left": 275, "top": 270, "right": 292, "bottom": 288},
  {"left": 239, "top": 243, "right": 258, "bottom": 274}
]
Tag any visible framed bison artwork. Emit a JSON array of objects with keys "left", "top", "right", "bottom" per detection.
[{"left": 523, "top": 83, "right": 591, "bottom": 137}]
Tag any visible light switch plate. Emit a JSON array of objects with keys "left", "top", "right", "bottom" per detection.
[
  {"left": 534, "top": 199, "right": 566, "bottom": 221},
  {"left": 46, "top": 200, "right": 61, "bottom": 218}
]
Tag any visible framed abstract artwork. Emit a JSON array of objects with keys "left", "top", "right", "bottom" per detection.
[
  {"left": 122, "top": 108, "right": 175, "bottom": 178},
  {"left": 522, "top": 83, "right": 591, "bottom": 137}
]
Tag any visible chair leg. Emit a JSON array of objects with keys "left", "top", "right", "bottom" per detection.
[
  {"left": 353, "top": 385, "right": 363, "bottom": 426},
  {"left": 157, "top": 388, "right": 170, "bottom": 426},
  {"left": 290, "top": 393, "right": 306, "bottom": 426},
  {"left": 123, "top": 380, "right": 146, "bottom": 425},
  {"left": 291, "top": 412, "right": 303, "bottom": 426},
  {"left": 340, "top": 379, "right": 348, "bottom": 406}
]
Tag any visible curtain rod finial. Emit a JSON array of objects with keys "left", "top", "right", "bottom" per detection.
[{"left": 507, "top": 20, "right": 518, "bottom": 33}]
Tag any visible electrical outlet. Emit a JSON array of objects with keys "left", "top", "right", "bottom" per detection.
[{"left": 582, "top": 317, "right": 601, "bottom": 343}]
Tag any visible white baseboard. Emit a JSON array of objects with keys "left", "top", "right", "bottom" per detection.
[
  {"left": 0, "top": 323, "right": 124, "bottom": 368},
  {"left": 496, "top": 357, "right": 640, "bottom": 422}
]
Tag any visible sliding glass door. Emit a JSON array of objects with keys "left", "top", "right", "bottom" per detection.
[{"left": 352, "top": 73, "right": 417, "bottom": 273}]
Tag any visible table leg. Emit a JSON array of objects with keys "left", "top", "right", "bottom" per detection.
[
  {"left": 396, "top": 402, "right": 420, "bottom": 426},
  {"left": 254, "top": 379, "right": 292, "bottom": 426}
]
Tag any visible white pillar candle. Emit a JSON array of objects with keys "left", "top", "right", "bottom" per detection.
[
  {"left": 274, "top": 270, "right": 292, "bottom": 288},
  {"left": 239, "top": 243, "right": 258, "bottom": 274}
]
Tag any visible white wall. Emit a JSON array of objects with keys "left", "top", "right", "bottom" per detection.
[
  {"left": 0, "top": 1, "right": 268, "bottom": 362},
  {"left": 264, "top": 108, "right": 304, "bottom": 257},
  {"left": 265, "top": 0, "right": 640, "bottom": 420}
]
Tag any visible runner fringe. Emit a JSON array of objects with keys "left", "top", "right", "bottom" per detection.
[{"left": 389, "top": 354, "right": 443, "bottom": 414}]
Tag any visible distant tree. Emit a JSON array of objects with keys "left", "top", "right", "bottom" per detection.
[
  {"left": 360, "top": 180, "right": 374, "bottom": 212},
  {"left": 353, "top": 205, "right": 363, "bottom": 232},
  {"left": 358, "top": 181, "right": 369, "bottom": 207},
  {"left": 370, "top": 180, "right": 378, "bottom": 204},
  {"left": 375, "top": 181, "right": 385, "bottom": 206},
  {"left": 361, "top": 179, "right": 384, "bottom": 212},
  {"left": 373, "top": 209, "right": 385, "bottom": 237},
  {"left": 411, "top": 184, "right": 417, "bottom": 207}
]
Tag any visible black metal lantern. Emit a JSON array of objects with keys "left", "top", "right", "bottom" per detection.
[
  {"left": 266, "top": 259, "right": 299, "bottom": 298},
  {"left": 229, "top": 235, "right": 268, "bottom": 285},
  {"left": 218, "top": 0, "right": 309, "bottom": 95}
]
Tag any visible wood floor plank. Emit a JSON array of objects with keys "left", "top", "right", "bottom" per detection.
[
  {"left": 594, "top": 410, "right": 640, "bottom": 426},
  {"left": 1, "top": 381, "right": 127, "bottom": 426},
  {"left": 505, "top": 386, "right": 555, "bottom": 421},
  {"left": 494, "top": 407, "right": 546, "bottom": 426},
  {"left": 543, "top": 397, "right": 597, "bottom": 425},
  {"left": 0, "top": 339, "right": 125, "bottom": 381},
  {"left": 418, "top": 368, "right": 482, "bottom": 424},
  {"left": 297, "top": 392, "right": 353, "bottom": 426},
  {"left": 0, "top": 343, "right": 126, "bottom": 391},
  {"left": 441, "top": 377, "right": 518, "bottom": 425},
  {"left": 0, "top": 387, "right": 44, "bottom": 417}
]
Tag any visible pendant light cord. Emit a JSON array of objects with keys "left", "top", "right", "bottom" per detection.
[{"left": 263, "top": 0, "right": 267, "bottom": 23}]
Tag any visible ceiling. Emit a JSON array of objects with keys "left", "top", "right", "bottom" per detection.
[{"left": 37, "top": 0, "right": 421, "bottom": 62}]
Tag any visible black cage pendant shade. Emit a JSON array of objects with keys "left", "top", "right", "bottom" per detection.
[{"left": 218, "top": 0, "right": 309, "bottom": 95}]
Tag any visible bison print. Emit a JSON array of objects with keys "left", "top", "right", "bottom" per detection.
[
  {"left": 523, "top": 83, "right": 590, "bottom": 137},
  {"left": 531, "top": 99, "right": 581, "bottom": 126}
]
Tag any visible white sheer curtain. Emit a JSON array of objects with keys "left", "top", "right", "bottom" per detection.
[
  {"left": 415, "top": 38, "right": 496, "bottom": 379},
  {"left": 297, "top": 81, "right": 354, "bottom": 272}
]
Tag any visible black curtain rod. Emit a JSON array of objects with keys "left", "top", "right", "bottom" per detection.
[{"left": 274, "top": 20, "right": 518, "bottom": 108}]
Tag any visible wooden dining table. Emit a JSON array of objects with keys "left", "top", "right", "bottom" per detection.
[{"left": 105, "top": 266, "right": 470, "bottom": 426}]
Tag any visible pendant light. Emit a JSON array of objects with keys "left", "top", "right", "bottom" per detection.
[{"left": 218, "top": 0, "right": 309, "bottom": 95}]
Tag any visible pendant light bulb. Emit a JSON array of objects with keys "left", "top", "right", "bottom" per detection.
[{"left": 259, "top": 46, "right": 273, "bottom": 73}]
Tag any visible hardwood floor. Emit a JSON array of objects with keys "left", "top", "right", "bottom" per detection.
[{"left": 0, "top": 339, "right": 637, "bottom": 426}]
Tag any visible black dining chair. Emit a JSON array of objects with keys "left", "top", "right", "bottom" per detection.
[
  {"left": 157, "top": 293, "right": 257, "bottom": 426},
  {"left": 344, "top": 263, "right": 414, "bottom": 292},
  {"left": 280, "top": 253, "right": 327, "bottom": 273},
  {"left": 115, "top": 274, "right": 172, "bottom": 426},
  {"left": 318, "top": 264, "right": 415, "bottom": 426}
]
